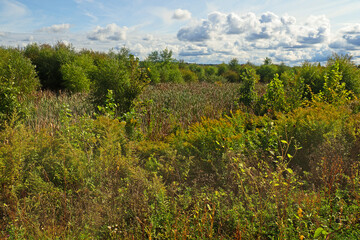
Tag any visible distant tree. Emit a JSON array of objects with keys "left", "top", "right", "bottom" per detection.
[{"left": 264, "top": 57, "right": 272, "bottom": 65}]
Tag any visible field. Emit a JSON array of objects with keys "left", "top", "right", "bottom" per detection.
[{"left": 1, "top": 44, "right": 360, "bottom": 239}]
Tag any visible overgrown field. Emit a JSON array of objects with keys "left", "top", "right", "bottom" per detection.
[{"left": 1, "top": 44, "right": 360, "bottom": 239}]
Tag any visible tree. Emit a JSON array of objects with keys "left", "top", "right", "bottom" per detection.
[
  {"left": 0, "top": 47, "right": 40, "bottom": 124},
  {"left": 238, "top": 67, "right": 259, "bottom": 106},
  {"left": 263, "top": 74, "right": 287, "bottom": 113},
  {"left": 326, "top": 53, "right": 360, "bottom": 95}
]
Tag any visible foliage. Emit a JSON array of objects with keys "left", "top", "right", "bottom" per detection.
[
  {"left": 298, "top": 61, "right": 324, "bottom": 99},
  {"left": 262, "top": 73, "right": 288, "bottom": 113},
  {"left": 2, "top": 44, "right": 360, "bottom": 239},
  {"left": 91, "top": 54, "right": 149, "bottom": 117},
  {"left": 24, "top": 43, "right": 76, "bottom": 90},
  {"left": 61, "top": 53, "right": 95, "bottom": 92},
  {"left": 257, "top": 59, "right": 279, "bottom": 83},
  {"left": 0, "top": 47, "right": 40, "bottom": 125},
  {"left": 326, "top": 53, "right": 360, "bottom": 95},
  {"left": 238, "top": 66, "right": 259, "bottom": 107}
]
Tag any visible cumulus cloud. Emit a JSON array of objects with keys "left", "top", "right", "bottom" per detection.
[
  {"left": 172, "top": 9, "right": 191, "bottom": 20},
  {"left": 88, "top": 23, "right": 127, "bottom": 41},
  {"left": 297, "top": 15, "right": 330, "bottom": 45},
  {"left": 338, "top": 24, "right": 360, "bottom": 47},
  {"left": 174, "top": 11, "right": 352, "bottom": 64},
  {"left": 177, "top": 11, "right": 330, "bottom": 48},
  {"left": 40, "top": 24, "right": 71, "bottom": 33},
  {"left": 177, "top": 21, "right": 212, "bottom": 42}
]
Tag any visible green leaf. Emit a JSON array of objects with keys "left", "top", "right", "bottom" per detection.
[
  {"left": 314, "top": 227, "right": 324, "bottom": 238},
  {"left": 281, "top": 140, "right": 288, "bottom": 144},
  {"left": 286, "top": 168, "right": 293, "bottom": 174}
]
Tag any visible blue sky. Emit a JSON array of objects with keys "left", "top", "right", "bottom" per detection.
[{"left": 1, "top": 0, "right": 360, "bottom": 65}]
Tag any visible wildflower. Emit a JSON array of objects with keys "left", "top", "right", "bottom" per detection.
[
  {"left": 300, "top": 235, "right": 305, "bottom": 240},
  {"left": 297, "top": 208, "right": 303, "bottom": 218}
]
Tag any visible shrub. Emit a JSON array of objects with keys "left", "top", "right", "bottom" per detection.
[
  {"left": 223, "top": 70, "right": 240, "bottom": 82},
  {"left": 298, "top": 61, "right": 324, "bottom": 99},
  {"left": 262, "top": 73, "right": 287, "bottom": 113},
  {"left": 61, "top": 54, "right": 95, "bottom": 92},
  {"left": 238, "top": 67, "right": 259, "bottom": 107},
  {"left": 91, "top": 55, "right": 149, "bottom": 116},
  {"left": 326, "top": 53, "right": 360, "bottom": 95},
  {"left": 24, "top": 43, "right": 76, "bottom": 90},
  {"left": 257, "top": 63, "right": 278, "bottom": 83},
  {"left": 180, "top": 68, "right": 198, "bottom": 82},
  {"left": 0, "top": 47, "right": 40, "bottom": 124}
]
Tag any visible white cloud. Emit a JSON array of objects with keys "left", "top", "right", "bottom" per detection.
[
  {"left": 40, "top": 24, "right": 71, "bottom": 33},
  {"left": 87, "top": 23, "right": 127, "bottom": 41},
  {"left": 177, "top": 21, "right": 212, "bottom": 42},
  {"left": 172, "top": 9, "right": 191, "bottom": 20},
  {"left": 177, "top": 11, "right": 331, "bottom": 48},
  {"left": 297, "top": 15, "right": 330, "bottom": 45}
]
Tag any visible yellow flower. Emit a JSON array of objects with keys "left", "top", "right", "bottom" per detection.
[
  {"left": 300, "top": 235, "right": 305, "bottom": 240},
  {"left": 297, "top": 208, "right": 303, "bottom": 218}
]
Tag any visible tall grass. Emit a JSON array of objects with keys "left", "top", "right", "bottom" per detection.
[
  {"left": 24, "top": 90, "right": 94, "bottom": 131},
  {"left": 136, "top": 82, "right": 240, "bottom": 139}
]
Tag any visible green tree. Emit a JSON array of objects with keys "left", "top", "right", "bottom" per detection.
[
  {"left": 238, "top": 67, "right": 259, "bottom": 106},
  {"left": 0, "top": 47, "right": 40, "bottom": 124},
  {"left": 263, "top": 74, "right": 287, "bottom": 113},
  {"left": 326, "top": 53, "right": 360, "bottom": 95}
]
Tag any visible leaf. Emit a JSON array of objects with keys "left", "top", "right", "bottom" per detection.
[
  {"left": 287, "top": 153, "right": 293, "bottom": 159},
  {"left": 314, "top": 227, "right": 324, "bottom": 238},
  {"left": 281, "top": 140, "right": 288, "bottom": 144},
  {"left": 286, "top": 168, "right": 293, "bottom": 174}
]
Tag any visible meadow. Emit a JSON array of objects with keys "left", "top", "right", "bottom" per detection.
[{"left": 0, "top": 43, "right": 360, "bottom": 239}]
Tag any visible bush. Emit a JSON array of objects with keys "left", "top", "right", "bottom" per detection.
[
  {"left": 61, "top": 54, "right": 95, "bottom": 92},
  {"left": 180, "top": 68, "right": 198, "bottom": 82},
  {"left": 91, "top": 55, "right": 149, "bottom": 116},
  {"left": 24, "top": 43, "right": 76, "bottom": 90},
  {"left": 0, "top": 48, "right": 40, "bottom": 124},
  {"left": 223, "top": 70, "right": 240, "bottom": 82},
  {"left": 298, "top": 61, "right": 324, "bottom": 99},
  {"left": 238, "top": 67, "right": 259, "bottom": 107},
  {"left": 257, "top": 63, "right": 278, "bottom": 83},
  {"left": 262, "top": 73, "right": 287, "bottom": 113},
  {"left": 326, "top": 53, "right": 360, "bottom": 95}
]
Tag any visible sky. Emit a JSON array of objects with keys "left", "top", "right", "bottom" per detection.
[{"left": 1, "top": 0, "right": 360, "bottom": 65}]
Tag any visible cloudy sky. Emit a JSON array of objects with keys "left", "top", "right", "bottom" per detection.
[{"left": 1, "top": 0, "right": 360, "bottom": 65}]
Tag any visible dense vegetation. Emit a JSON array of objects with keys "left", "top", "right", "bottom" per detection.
[{"left": 1, "top": 43, "right": 360, "bottom": 239}]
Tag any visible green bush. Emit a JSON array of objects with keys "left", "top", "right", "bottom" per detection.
[
  {"left": 0, "top": 48, "right": 40, "bottom": 124},
  {"left": 24, "top": 43, "right": 76, "bottom": 90},
  {"left": 180, "top": 68, "right": 198, "bottom": 82},
  {"left": 238, "top": 66, "right": 259, "bottom": 107},
  {"left": 223, "top": 70, "right": 240, "bottom": 82},
  {"left": 298, "top": 61, "right": 324, "bottom": 99},
  {"left": 61, "top": 54, "right": 95, "bottom": 92},
  {"left": 326, "top": 53, "right": 360, "bottom": 95},
  {"left": 262, "top": 73, "right": 287, "bottom": 113},
  {"left": 91, "top": 55, "right": 149, "bottom": 116},
  {"left": 257, "top": 62, "right": 278, "bottom": 83}
]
